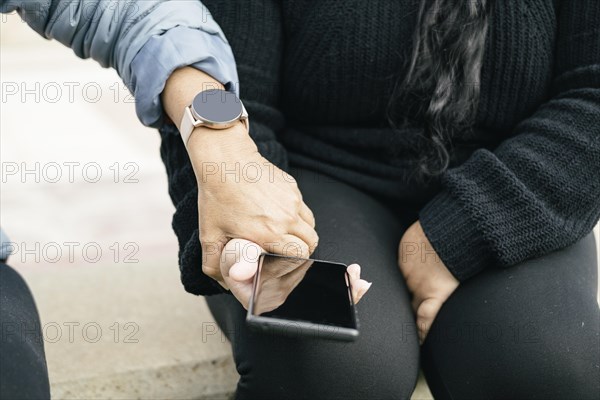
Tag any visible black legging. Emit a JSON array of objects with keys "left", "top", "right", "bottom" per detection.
[
  {"left": 205, "top": 167, "right": 600, "bottom": 400},
  {"left": 0, "top": 263, "right": 50, "bottom": 400}
]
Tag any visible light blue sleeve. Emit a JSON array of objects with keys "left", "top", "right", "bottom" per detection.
[
  {"left": 130, "top": 25, "right": 239, "bottom": 127},
  {"left": 0, "top": 0, "right": 239, "bottom": 127}
]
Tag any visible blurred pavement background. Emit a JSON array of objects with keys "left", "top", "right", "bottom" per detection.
[{"left": 1, "top": 12, "right": 238, "bottom": 400}]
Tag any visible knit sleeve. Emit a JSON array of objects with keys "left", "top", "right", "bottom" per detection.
[
  {"left": 159, "top": 0, "right": 288, "bottom": 296},
  {"left": 418, "top": 0, "right": 600, "bottom": 281}
]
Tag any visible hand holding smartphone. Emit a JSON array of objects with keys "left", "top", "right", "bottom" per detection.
[
  {"left": 247, "top": 253, "right": 368, "bottom": 341},
  {"left": 218, "top": 239, "right": 371, "bottom": 341}
]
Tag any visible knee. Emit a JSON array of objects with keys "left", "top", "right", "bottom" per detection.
[
  {"left": 235, "top": 335, "right": 420, "bottom": 400},
  {"left": 422, "top": 322, "right": 600, "bottom": 400},
  {"left": 238, "top": 363, "right": 419, "bottom": 400}
]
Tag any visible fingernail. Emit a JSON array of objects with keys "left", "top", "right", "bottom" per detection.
[
  {"left": 347, "top": 264, "right": 361, "bottom": 279},
  {"left": 230, "top": 262, "right": 250, "bottom": 280},
  {"left": 230, "top": 262, "right": 243, "bottom": 276}
]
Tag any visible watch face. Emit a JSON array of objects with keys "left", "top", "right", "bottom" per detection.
[{"left": 192, "top": 89, "right": 242, "bottom": 124}]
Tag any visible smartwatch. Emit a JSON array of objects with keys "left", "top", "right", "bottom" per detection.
[{"left": 179, "top": 89, "right": 249, "bottom": 147}]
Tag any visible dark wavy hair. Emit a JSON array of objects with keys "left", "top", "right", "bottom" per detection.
[{"left": 388, "top": 0, "right": 492, "bottom": 178}]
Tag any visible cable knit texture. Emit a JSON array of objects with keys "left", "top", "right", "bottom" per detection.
[{"left": 159, "top": 0, "right": 600, "bottom": 295}]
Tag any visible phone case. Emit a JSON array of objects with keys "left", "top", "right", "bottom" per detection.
[{"left": 246, "top": 253, "right": 360, "bottom": 342}]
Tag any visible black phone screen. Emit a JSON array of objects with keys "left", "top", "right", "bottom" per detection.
[{"left": 250, "top": 254, "right": 356, "bottom": 329}]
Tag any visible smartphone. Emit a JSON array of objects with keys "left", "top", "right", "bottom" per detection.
[{"left": 246, "top": 253, "right": 359, "bottom": 341}]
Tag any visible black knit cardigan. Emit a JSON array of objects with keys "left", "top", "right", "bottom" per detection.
[{"left": 159, "top": 0, "right": 600, "bottom": 296}]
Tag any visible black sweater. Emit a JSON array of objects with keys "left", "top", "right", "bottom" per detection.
[{"left": 159, "top": 0, "right": 600, "bottom": 296}]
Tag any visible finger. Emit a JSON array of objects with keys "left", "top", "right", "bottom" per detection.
[
  {"left": 299, "top": 202, "right": 316, "bottom": 228},
  {"left": 416, "top": 298, "right": 442, "bottom": 345},
  {"left": 201, "top": 236, "right": 229, "bottom": 289},
  {"left": 347, "top": 264, "right": 361, "bottom": 302},
  {"left": 221, "top": 239, "right": 264, "bottom": 282},
  {"left": 346, "top": 264, "right": 373, "bottom": 304},
  {"left": 353, "top": 279, "right": 372, "bottom": 304},
  {"left": 220, "top": 239, "right": 265, "bottom": 309},
  {"left": 229, "top": 259, "right": 259, "bottom": 282},
  {"left": 226, "top": 275, "right": 255, "bottom": 310},
  {"left": 268, "top": 234, "right": 311, "bottom": 259},
  {"left": 216, "top": 279, "right": 229, "bottom": 290},
  {"left": 290, "top": 219, "right": 319, "bottom": 255},
  {"left": 347, "top": 263, "right": 361, "bottom": 281},
  {"left": 226, "top": 239, "right": 264, "bottom": 282}
]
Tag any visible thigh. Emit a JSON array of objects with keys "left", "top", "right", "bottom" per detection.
[
  {"left": 206, "top": 167, "right": 420, "bottom": 400},
  {"left": 422, "top": 232, "right": 600, "bottom": 400},
  {"left": 0, "top": 263, "right": 50, "bottom": 400}
]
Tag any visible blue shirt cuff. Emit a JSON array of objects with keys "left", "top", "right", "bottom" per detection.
[{"left": 130, "top": 26, "right": 239, "bottom": 128}]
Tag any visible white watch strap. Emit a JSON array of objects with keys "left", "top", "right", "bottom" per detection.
[{"left": 179, "top": 106, "right": 199, "bottom": 148}]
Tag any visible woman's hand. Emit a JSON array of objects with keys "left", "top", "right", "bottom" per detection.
[
  {"left": 187, "top": 123, "right": 319, "bottom": 289},
  {"left": 160, "top": 67, "right": 317, "bottom": 291},
  {"left": 220, "top": 239, "right": 372, "bottom": 309},
  {"left": 161, "top": 67, "right": 318, "bottom": 291},
  {"left": 398, "top": 221, "right": 459, "bottom": 344}
]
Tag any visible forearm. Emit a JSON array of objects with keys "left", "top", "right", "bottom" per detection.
[{"left": 162, "top": 67, "right": 225, "bottom": 129}]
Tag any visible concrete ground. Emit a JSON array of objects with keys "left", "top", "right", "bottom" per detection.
[{"left": 1, "top": 12, "right": 597, "bottom": 400}]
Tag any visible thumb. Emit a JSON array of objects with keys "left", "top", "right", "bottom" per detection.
[
  {"left": 416, "top": 297, "right": 442, "bottom": 345},
  {"left": 221, "top": 239, "right": 264, "bottom": 282},
  {"left": 230, "top": 258, "right": 259, "bottom": 281}
]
